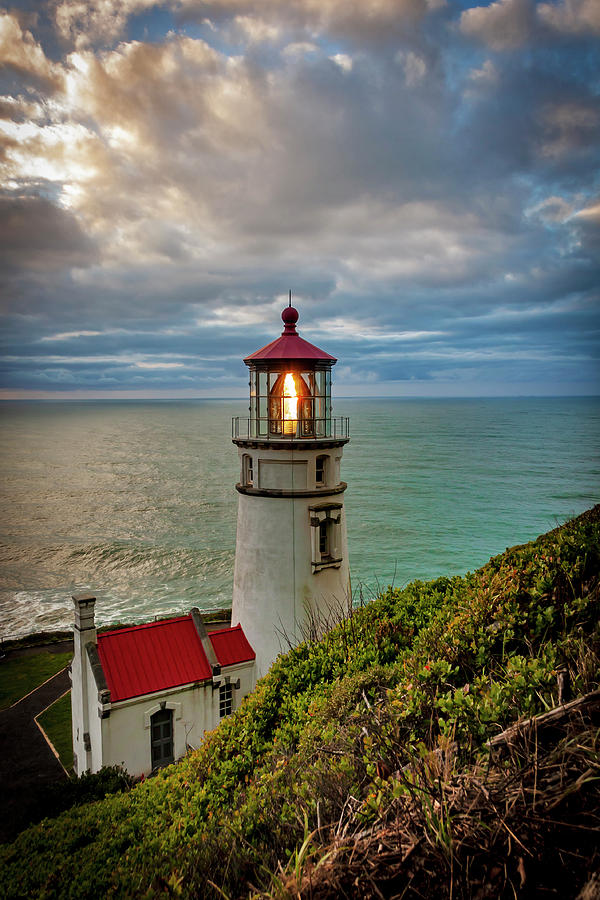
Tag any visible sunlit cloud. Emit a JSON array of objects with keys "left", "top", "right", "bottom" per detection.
[
  {"left": 538, "top": 0, "right": 600, "bottom": 35},
  {"left": 133, "top": 361, "right": 186, "bottom": 368},
  {"left": 40, "top": 331, "right": 105, "bottom": 342},
  {"left": 0, "top": 12, "right": 59, "bottom": 82},
  {"left": 460, "top": 0, "right": 536, "bottom": 51},
  {"left": 573, "top": 203, "right": 600, "bottom": 223},
  {"left": 313, "top": 321, "right": 448, "bottom": 342}
]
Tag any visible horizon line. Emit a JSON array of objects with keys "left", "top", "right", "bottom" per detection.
[{"left": 1, "top": 393, "right": 598, "bottom": 402}]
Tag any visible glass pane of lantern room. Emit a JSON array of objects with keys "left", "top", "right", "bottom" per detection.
[
  {"left": 300, "top": 371, "right": 314, "bottom": 436},
  {"left": 325, "top": 369, "right": 332, "bottom": 434},
  {"left": 249, "top": 370, "right": 257, "bottom": 435},
  {"left": 258, "top": 371, "right": 268, "bottom": 435},
  {"left": 315, "top": 369, "right": 325, "bottom": 436}
]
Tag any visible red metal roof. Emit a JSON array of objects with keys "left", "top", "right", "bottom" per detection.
[
  {"left": 244, "top": 306, "right": 336, "bottom": 365},
  {"left": 209, "top": 624, "right": 255, "bottom": 668},
  {"left": 97, "top": 616, "right": 255, "bottom": 702}
]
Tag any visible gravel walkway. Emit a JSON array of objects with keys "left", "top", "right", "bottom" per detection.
[{"left": 0, "top": 644, "right": 72, "bottom": 844}]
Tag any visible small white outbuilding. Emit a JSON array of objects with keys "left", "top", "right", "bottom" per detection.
[{"left": 70, "top": 595, "right": 255, "bottom": 776}]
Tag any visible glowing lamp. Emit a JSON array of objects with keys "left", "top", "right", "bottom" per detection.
[
  {"left": 268, "top": 370, "right": 312, "bottom": 436},
  {"left": 282, "top": 373, "right": 297, "bottom": 435}
]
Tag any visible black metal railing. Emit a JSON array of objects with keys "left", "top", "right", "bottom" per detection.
[{"left": 232, "top": 416, "right": 350, "bottom": 441}]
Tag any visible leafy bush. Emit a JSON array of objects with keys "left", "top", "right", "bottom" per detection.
[{"left": 10, "top": 765, "right": 136, "bottom": 841}]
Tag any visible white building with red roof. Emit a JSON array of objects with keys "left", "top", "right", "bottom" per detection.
[
  {"left": 71, "top": 597, "right": 255, "bottom": 775},
  {"left": 71, "top": 302, "right": 350, "bottom": 776}
]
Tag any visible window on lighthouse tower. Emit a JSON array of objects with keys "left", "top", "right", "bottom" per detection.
[
  {"left": 242, "top": 453, "right": 253, "bottom": 486},
  {"left": 316, "top": 455, "right": 327, "bottom": 485},
  {"left": 319, "top": 519, "right": 329, "bottom": 557},
  {"left": 310, "top": 503, "right": 342, "bottom": 572}
]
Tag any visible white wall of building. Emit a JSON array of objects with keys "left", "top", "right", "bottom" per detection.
[{"left": 96, "top": 660, "right": 255, "bottom": 775}]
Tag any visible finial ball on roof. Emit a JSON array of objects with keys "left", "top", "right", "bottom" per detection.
[{"left": 282, "top": 305, "right": 299, "bottom": 326}]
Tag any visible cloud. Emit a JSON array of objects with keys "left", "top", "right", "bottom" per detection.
[
  {"left": 232, "top": 15, "right": 282, "bottom": 45},
  {"left": 51, "top": 0, "right": 441, "bottom": 50},
  {"left": 0, "top": 193, "right": 97, "bottom": 276},
  {"left": 460, "top": 0, "right": 537, "bottom": 50},
  {"left": 538, "top": 0, "right": 600, "bottom": 35},
  {"left": 0, "top": 11, "right": 59, "bottom": 84},
  {"left": 460, "top": 0, "right": 600, "bottom": 49},
  {"left": 329, "top": 53, "right": 353, "bottom": 72},
  {"left": 54, "top": 0, "right": 158, "bottom": 48},
  {"left": 536, "top": 101, "right": 600, "bottom": 160},
  {"left": 526, "top": 195, "right": 577, "bottom": 224},
  {"left": 180, "top": 0, "right": 440, "bottom": 44},
  {"left": 0, "top": 1, "right": 598, "bottom": 396},
  {"left": 573, "top": 202, "right": 600, "bottom": 224},
  {"left": 467, "top": 58, "right": 498, "bottom": 86},
  {"left": 395, "top": 49, "right": 427, "bottom": 85}
]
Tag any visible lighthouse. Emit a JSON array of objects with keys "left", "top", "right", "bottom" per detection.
[{"left": 231, "top": 302, "right": 351, "bottom": 678}]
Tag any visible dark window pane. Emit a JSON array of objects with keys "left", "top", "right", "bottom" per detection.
[{"left": 151, "top": 709, "right": 174, "bottom": 768}]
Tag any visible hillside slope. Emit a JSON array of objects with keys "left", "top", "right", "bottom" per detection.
[{"left": 1, "top": 507, "right": 599, "bottom": 899}]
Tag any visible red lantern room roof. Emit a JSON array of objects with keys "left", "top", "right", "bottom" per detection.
[{"left": 244, "top": 306, "right": 336, "bottom": 366}]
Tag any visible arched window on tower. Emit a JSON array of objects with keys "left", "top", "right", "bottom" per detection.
[
  {"left": 242, "top": 453, "right": 253, "bottom": 486},
  {"left": 315, "top": 454, "right": 328, "bottom": 486}
]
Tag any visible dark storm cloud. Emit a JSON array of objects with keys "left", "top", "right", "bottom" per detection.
[
  {"left": 0, "top": 1, "right": 598, "bottom": 396},
  {"left": 0, "top": 193, "right": 97, "bottom": 275}
]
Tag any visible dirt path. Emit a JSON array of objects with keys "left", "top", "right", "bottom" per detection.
[{"left": 0, "top": 658, "right": 72, "bottom": 844}]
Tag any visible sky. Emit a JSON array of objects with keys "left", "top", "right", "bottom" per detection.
[{"left": 0, "top": 0, "right": 599, "bottom": 399}]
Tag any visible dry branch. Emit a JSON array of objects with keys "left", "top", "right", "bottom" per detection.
[{"left": 487, "top": 689, "right": 600, "bottom": 752}]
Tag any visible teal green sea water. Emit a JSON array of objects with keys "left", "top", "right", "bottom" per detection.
[{"left": 0, "top": 397, "right": 598, "bottom": 639}]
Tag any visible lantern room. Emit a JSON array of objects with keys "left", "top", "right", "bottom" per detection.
[{"left": 232, "top": 305, "right": 349, "bottom": 442}]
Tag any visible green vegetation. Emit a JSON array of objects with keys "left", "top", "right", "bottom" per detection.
[
  {"left": 37, "top": 692, "right": 73, "bottom": 772},
  {"left": 0, "top": 507, "right": 598, "bottom": 898},
  {"left": 0, "top": 651, "right": 72, "bottom": 710},
  {"left": 11, "top": 766, "right": 136, "bottom": 842}
]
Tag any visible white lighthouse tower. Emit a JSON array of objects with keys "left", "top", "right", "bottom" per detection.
[{"left": 231, "top": 302, "right": 351, "bottom": 678}]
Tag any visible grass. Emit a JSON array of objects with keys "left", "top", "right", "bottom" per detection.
[
  {"left": 37, "top": 691, "right": 73, "bottom": 772},
  {"left": 0, "top": 651, "right": 72, "bottom": 710},
  {"left": 264, "top": 718, "right": 600, "bottom": 899}
]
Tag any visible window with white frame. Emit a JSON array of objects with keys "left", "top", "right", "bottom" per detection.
[
  {"left": 310, "top": 504, "right": 342, "bottom": 572},
  {"left": 219, "top": 682, "right": 233, "bottom": 718},
  {"left": 150, "top": 708, "right": 174, "bottom": 769}
]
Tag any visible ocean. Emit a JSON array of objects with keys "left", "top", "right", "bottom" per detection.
[{"left": 0, "top": 397, "right": 598, "bottom": 640}]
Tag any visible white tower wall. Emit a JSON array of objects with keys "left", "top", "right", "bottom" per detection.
[{"left": 231, "top": 443, "right": 350, "bottom": 678}]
